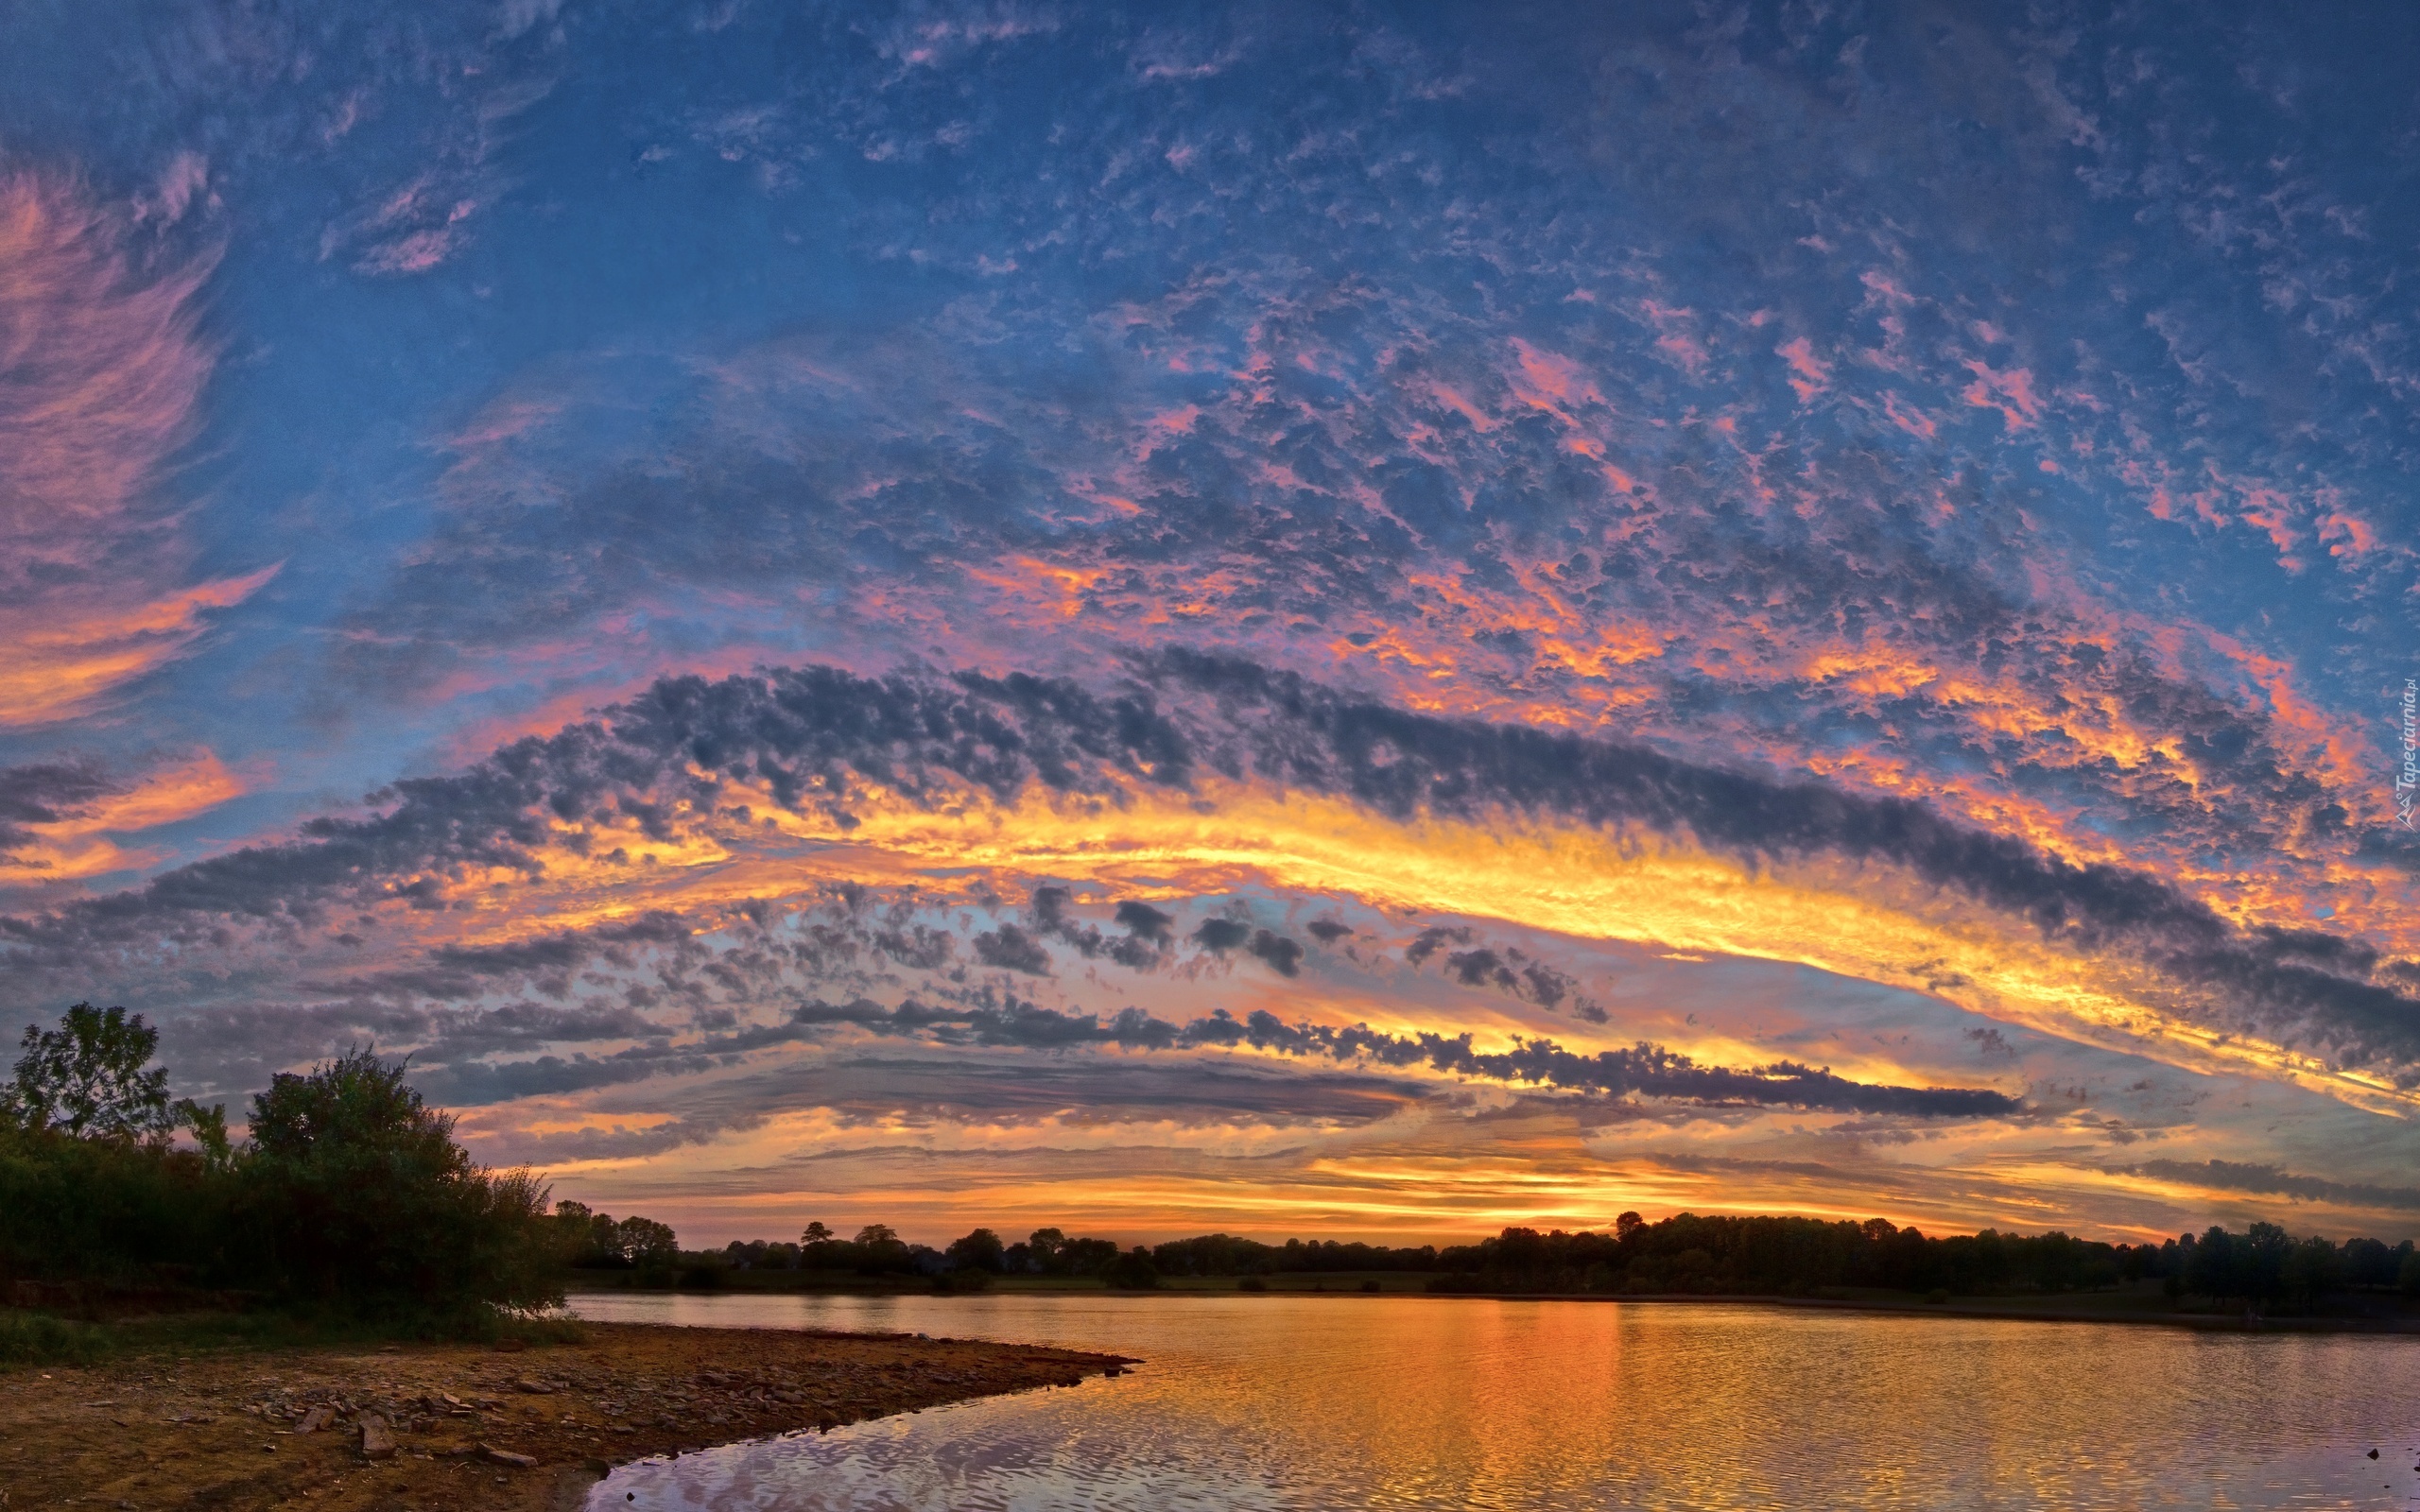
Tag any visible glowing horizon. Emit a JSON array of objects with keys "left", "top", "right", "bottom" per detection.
[{"left": 5, "top": 2, "right": 2417, "bottom": 1251}]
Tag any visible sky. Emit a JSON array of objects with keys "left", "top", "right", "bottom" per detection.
[{"left": 3, "top": 0, "right": 2418, "bottom": 1250}]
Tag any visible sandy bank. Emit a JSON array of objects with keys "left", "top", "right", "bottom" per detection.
[{"left": 0, "top": 1320, "right": 1131, "bottom": 1511}]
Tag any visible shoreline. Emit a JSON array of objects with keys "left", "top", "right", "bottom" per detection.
[
  {"left": 0, "top": 1319, "right": 1132, "bottom": 1511},
  {"left": 572, "top": 1280, "right": 2420, "bottom": 1336}
]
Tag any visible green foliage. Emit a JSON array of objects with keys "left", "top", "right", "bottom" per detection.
[
  {"left": 0, "top": 1309, "right": 107, "bottom": 1366},
  {"left": 0, "top": 1111, "right": 234, "bottom": 1287},
  {"left": 554, "top": 1201, "right": 681, "bottom": 1271},
  {"left": 0, "top": 1006, "right": 565, "bottom": 1327},
  {"left": 5, "top": 1004, "right": 176, "bottom": 1142},
  {"left": 241, "top": 1047, "right": 561, "bottom": 1317}
]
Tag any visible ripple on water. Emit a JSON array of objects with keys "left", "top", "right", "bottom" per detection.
[{"left": 573, "top": 1292, "right": 2420, "bottom": 1511}]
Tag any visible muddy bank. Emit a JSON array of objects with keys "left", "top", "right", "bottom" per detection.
[{"left": 0, "top": 1319, "right": 1131, "bottom": 1511}]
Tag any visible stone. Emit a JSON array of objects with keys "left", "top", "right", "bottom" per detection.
[
  {"left": 358, "top": 1412, "right": 397, "bottom": 1460},
  {"left": 478, "top": 1444, "right": 539, "bottom": 1469},
  {"left": 297, "top": 1404, "right": 333, "bottom": 1434},
  {"left": 514, "top": 1377, "right": 555, "bottom": 1395}
]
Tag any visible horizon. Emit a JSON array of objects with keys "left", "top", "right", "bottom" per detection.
[{"left": 5, "top": 0, "right": 2420, "bottom": 1255}]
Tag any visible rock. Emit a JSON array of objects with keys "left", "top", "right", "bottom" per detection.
[
  {"left": 514, "top": 1377, "right": 555, "bottom": 1395},
  {"left": 478, "top": 1443, "right": 539, "bottom": 1469},
  {"left": 2369, "top": 1450, "right": 2381, "bottom": 1459},
  {"left": 358, "top": 1412, "right": 396, "bottom": 1460},
  {"left": 297, "top": 1404, "right": 333, "bottom": 1434}
]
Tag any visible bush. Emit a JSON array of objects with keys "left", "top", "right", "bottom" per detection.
[
  {"left": 1236, "top": 1277, "right": 1268, "bottom": 1293},
  {"left": 0, "top": 1309, "right": 107, "bottom": 1366},
  {"left": 0, "top": 1122, "right": 234, "bottom": 1289},
  {"left": 241, "top": 1049, "right": 561, "bottom": 1319}
]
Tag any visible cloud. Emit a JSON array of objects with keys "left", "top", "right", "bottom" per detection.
[
  {"left": 2118, "top": 1159, "right": 2420, "bottom": 1214},
  {"left": 0, "top": 761, "right": 120, "bottom": 855},
  {"left": 780, "top": 995, "right": 2019, "bottom": 1119},
  {"left": 0, "top": 752, "right": 247, "bottom": 884},
  {"left": 8, "top": 652, "right": 2415, "bottom": 1096},
  {"left": 0, "top": 166, "right": 269, "bottom": 725}
]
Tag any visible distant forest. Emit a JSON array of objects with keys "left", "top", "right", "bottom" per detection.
[
  {"left": 585, "top": 1211, "right": 2420, "bottom": 1314},
  {"left": 7, "top": 1003, "right": 2417, "bottom": 1322}
]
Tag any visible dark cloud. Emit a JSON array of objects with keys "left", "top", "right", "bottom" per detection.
[
  {"left": 1965, "top": 1026, "right": 2019, "bottom": 1062},
  {"left": 1305, "top": 919, "right": 1353, "bottom": 944},
  {"left": 1405, "top": 926, "right": 1471, "bottom": 966},
  {"left": 1115, "top": 900, "right": 1175, "bottom": 943},
  {"left": 972, "top": 923, "right": 1053, "bottom": 976},
  {"left": 777, "top": 994, "right": 2019, "bottom": 1120},
  {"left": 2118, "top": 1159, "right": 2420, "bottom": 1214},
  {"left": 1191, "top": 917, "right": 1251, "bottom": 954},
  {"left": 1246, "top": 929, "right": 1304, "bottom": 977},
  {"left": 0, "top": 760, "right": 117, "bottom": 856}
]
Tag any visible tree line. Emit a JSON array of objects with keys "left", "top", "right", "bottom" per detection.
[
  {"left": 1417, "top": 1212, "right": 2420, "bottom": 1310},
  {"left": 1, "top": 1005, "right": 560, "bottom": 1321},
  {"left": 10, "top": 1004, "right": 2416, "bottom": 1321},
  {"left": 656, "top": 1211, "right": 2420, "bottom": 1313}
]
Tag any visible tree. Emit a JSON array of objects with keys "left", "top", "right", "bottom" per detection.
[
  {"left": 1105, "top": 1246, "right": 1159, "bottom": 1290},
  {"left": 6, "top": 1004, "right": 175, "bottom": 1141},
  {"left": 243, "top": 1047, "right": 558, "bottom": 1316},
  {"left": 803, "top": 1221, "right": 834, "bottom": 1245},
  {"left": 946, "top": 1228, "right": 1006, "bottom": 1273}
]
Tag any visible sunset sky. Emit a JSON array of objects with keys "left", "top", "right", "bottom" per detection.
[{"left": 4, "top": 0, "right": 2417, "bottom": 1249}]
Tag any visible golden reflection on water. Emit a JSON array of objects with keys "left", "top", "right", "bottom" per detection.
[{"left": 575, "top": 1292, "right": 2420, "bottom": 1510}]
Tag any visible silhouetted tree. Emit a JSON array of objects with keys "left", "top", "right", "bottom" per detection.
[{"left": 946, "top": 1228, "right": 1007, "bottom": 1273}]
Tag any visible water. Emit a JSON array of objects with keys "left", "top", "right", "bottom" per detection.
[{"left": 570, "top": 1291, "right": 2420, "bottom": 1510}]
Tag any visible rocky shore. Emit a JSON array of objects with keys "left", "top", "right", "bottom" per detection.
[{"left": 0, "top": 1320, "right": 1131, "bottom": 1511}]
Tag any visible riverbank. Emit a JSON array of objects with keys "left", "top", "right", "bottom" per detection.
[{"left": 0, "top": 1318, "right": 1130, "bottom": 1511}]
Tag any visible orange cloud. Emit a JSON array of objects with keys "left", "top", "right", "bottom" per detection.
[{"left": 0, "top": 749, "right": 248, "bottom": 880}]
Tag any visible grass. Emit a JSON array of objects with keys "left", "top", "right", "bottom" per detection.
[{"left": 0, "top": 1305, "right": 588, "bottom": 1371}]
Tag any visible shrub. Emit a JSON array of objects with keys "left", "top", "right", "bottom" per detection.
[{"left": 240, "top": 1048, "right": 561, "bottom": 1318}]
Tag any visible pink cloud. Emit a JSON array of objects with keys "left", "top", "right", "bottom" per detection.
[
  {"left": 2317, "top": 510, "right": 2377, "bottom": 558},
  {"left": 1508, "top": 338, "right": 1602, "bottom": 412},
  {"left": 0, "top": 166, "right": 272, "bottom": 725},
  {"left": 1774, "top": 336, "right": 1831, "bottom": 403},
  {"left": 2239, "top": 488, "right": 2299, "bottom": 566},
  {"left": 1640, "top": 301, "right": 1710, "bottom": 378},
  {"left": 1959, "top": 360, "right": 2045, "bottom": 431},
  {"left": 354, "top": 225, "right": 462, "bottom": 276},
  {"left": 1881, "top": 391, "right": 1937, "bottom": 439}
]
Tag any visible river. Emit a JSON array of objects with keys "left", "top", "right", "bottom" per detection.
[{"left": 569, "top": 1291, "right": 2420, "bottom": 1510}]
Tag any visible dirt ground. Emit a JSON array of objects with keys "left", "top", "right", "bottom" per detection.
[{"left": 0, "top": 1320, "right": 1132, "bottom": 1511}]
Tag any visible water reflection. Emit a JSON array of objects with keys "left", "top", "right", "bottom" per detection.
[{"left": 572, "top": 1292, "right": 2420, "bottom": 1510}]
